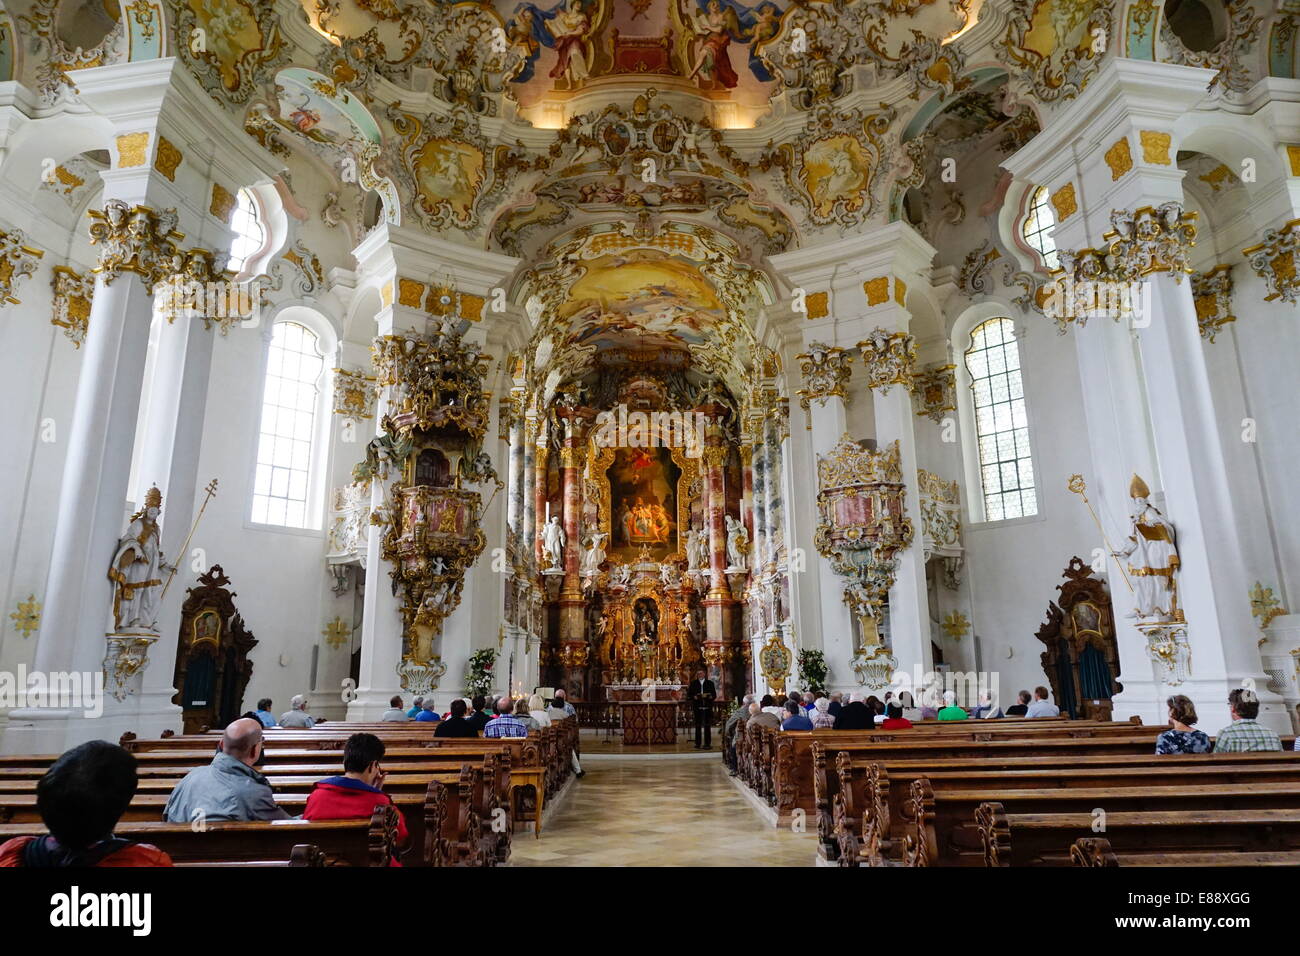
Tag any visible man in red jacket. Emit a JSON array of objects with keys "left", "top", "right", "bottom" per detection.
[{"left": 303, "top": 733, "right": 409, "bottom": 864}]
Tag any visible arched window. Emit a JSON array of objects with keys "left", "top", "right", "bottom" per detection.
[
  {"left": 963, "top": 317, "right": 1037, "bottom": 521},
  {"left": 251, "top": 321, "right": 328, "bottom": 529},
  {"left": 1021, "top": 186, "right": 1058, "bottom": 271},
  {"left": 227, "top": 188, "right": 266, "bottom": 275}
]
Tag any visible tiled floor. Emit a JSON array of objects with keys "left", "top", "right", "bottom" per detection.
[{"left": 508, "top": 756, "right": 817, "bottom": 866}]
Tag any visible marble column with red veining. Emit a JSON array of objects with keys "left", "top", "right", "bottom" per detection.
[
  {"left": 704, "top": 442, "right": 729, "bottom": 598},
  {"left": 560, "top": 443, "right": 583, "bottom": 591}
]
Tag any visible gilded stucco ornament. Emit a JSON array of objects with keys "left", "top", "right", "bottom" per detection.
[
  {"left": 176, "top": 0, "right": 287, "bottom": 105},
  {"left": 911, "top": 363, "right": 955, "bottom": 423},
  {"left": 51, "top": 266, "right": 94, "bottom": 348},
  {"left": 760, "top": 103, "right": 895, "bottom": 228},
  {"left": 19, "top": 0, "right": 127, "bottom": 103},
  {"left": 795, "top": 342, "right": 852, "bottom": 410},
  {"left": 1000, "top": 0, "right": 1116, "bottom": 104},
  {"left": 0, "top": 229, "right": 44, "bottom": 306},
  {"left": 814, "top": 435, "right": 913, "bottom": 651},
  {"left": 1158, "top": 0, "right": 1262, "bottom": 95},
  {"left": 87, "top": 201, "right": 184, "bottom": 290},
  {"left": 858, "top": 328, "right": 916, "bottom": 393},
  {"left": 1190, "top": 265, "right": 1236, "bottom": 342},
  {"left": 1243, "top": 218, "right": 1300, "bottom": 304},
  {"left": 334, "top": 368, "right": 378, "bottom": 420},
  {"left": 388, "top": 103, "right": 532, "bottom": 231}
]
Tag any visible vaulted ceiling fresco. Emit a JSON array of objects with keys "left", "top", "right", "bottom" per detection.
[{"left": 11, "top": 0, "right": 1290, "bottom": 398}]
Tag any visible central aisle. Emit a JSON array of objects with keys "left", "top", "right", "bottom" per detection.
[{"left": 508, "top": 755, "right": 816, "bottom": 866}]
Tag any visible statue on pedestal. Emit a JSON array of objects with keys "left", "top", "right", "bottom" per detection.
[
  {"left": 108, "top": 486, "right": 173, "bottom": 634},
  {"left": 686, "top": 527, "right": 707, "bottom": 571},
  {"left": 1112, "top": 474, "right": 1181, "bottom": 623},
  {"left": 725, "top": 514, "right": 749, "bottom": 571},
  {"left": 542, "top": 514, "right": 566, "bottom": 571},
  {"left": 581, "top": 531, "right": 608, "bottom": 574}
]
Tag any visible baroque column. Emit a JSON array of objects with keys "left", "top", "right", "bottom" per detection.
[
  {"left": 3, "top": 57, "right": 282, "bottom": 753},
  {"left": 795, "top": 343, "right": 857, "bottom": 692},
  {"left": 1004, "top": 57, "right": 1288, "bottom": 731},
  {"left": 346, "top": 224, "right": 519, "bottom": 716}
]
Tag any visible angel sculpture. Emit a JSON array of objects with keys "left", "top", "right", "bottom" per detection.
[{"left": 352, "top": 418, "right": 413, "bottom": 484}]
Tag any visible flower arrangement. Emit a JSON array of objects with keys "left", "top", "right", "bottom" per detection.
[
  {"left": 465, "top": 648, "right": 497, "bottom": 698},
  {"left": 797, "top": 649, "right": 828, "bottom": 694}
]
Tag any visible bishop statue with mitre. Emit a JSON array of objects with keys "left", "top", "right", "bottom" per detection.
[
  {"left": 1112, "top": 474, "right": 1181, "bottom": 623},
  {"left": 108, "top": 485, "right": 172, "bottom": 633}
]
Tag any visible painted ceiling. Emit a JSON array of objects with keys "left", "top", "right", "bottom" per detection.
[{"left": 10, "top": 0, "right": 1289, "bottom": 394}]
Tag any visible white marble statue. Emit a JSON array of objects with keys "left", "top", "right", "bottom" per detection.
[
  {"left": 612, "top": 563, "right": 633, "bottom": 587},
  {"left": 108, "top": 486, "right": 172, "bottom": 633},
  {"left": 542, "top": 515, "right": 566, "bottom": 571},
  {"left": 659, "top": 563, "right": 678, "bottom": 588},
  {"left": 725, "top": 514, "right": 750, "bottom": 571},
  {"left": 1112, "top": 474, "right": 1180, "bottom": 622},
  {"left": 581, "top": 531, "right": 608, "bottom": 574},
  {"left": 686, "top": 527, "right": 707, "bottom": 571}
]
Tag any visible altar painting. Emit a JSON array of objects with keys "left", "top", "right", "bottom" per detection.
[{"left": 608, "top": 446, "right": 680, "bottom": 560}]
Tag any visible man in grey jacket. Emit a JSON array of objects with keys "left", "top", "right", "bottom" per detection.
[{"left": 163, "top": 718, "right": 292, "bottom": 823}]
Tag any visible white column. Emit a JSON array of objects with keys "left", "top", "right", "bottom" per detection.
[
  {"left": 871, "top": 382, "right": 933, "bottom": 681},
  {"left": 1134, "top": 273, "right": 1285, "bottom": 731},
  {"left": 347, "top": 312, "right": 404, "bottom": 719},
  {"left": 3, "top": 270, "right": 155, "bottom": 753},
  {"left": 806, "top": 395, "right": 856, "bottom": 691}
]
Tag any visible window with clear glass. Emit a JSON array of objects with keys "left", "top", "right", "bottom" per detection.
[
  {"left": 251, "top": 322, "right": 324, "bottom": 528},
  {"left": 227, "top": 188, "right": 265, "bottom": 274},
  {"left": 964, "top": 317, "right": 1037, "bottom": 522},
  {"left": 1021, "top": 185, "right": 1058, "bottom": 271}
]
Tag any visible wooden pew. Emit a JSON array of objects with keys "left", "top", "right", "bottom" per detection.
[
  {"left": 1070, "top": 835, "right": 1300, "bottom": 868},
  {"left": 116, "top": 738, "right": 548, "bottom": 839},
  {"left": 973, "top": 807, "right": 1300, "bottom": 866},
  {"left": 816, "top": 748, "right": 1300, "bottom": 865},
  {"left": 0, "top": 754, "right": 508, "bottom": 867},
  {"left": 174, "top": 844, "right": 327, "bottom": 867},
  {"left": 755, "top": 722, "right": 1158, "bottom": 824},
  {"left": 906, "top": 777, "right": 1300, "bottom": 866},
  {"left": 0, "top": 806, "right": 399, "bottom": 866}
]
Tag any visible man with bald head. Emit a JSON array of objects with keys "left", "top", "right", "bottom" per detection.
[{"left": 164, "top": 718, "right": 292, "bottom": 823}]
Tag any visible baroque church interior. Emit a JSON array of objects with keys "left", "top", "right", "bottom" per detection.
[{"left": 1, "top": 0, "right": 1300, "bottom": 878}]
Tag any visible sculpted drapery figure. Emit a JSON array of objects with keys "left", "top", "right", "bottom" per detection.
[
  {"left": 685, "top": 526, "right": 707, "bottom": 571},
  {"left": 108, "top": 486, "right": 172, "bottom": 633},
  {"left": 542, "top": 514, "right": 566, "bottom": 570},
  {"left": 1113, "top": 474, "right": 1181, "bottom": 622},
  {"left": 581, "top": 531, "right": 608, "bottom": 574},
  {"left": 725, "top": 514, "right": 749, "bottom": 570}
]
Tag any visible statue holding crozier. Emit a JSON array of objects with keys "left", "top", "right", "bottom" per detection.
[
  {"left": 1112, "top": 474, "right": 1181, "bottom": 623},
  {"left": 108, "top": 485, "right": 174, "bottom": 633}
]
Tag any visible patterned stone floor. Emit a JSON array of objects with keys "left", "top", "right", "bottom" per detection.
[{"left": 508, "top": 756, "right": 817, "bottom": 866}]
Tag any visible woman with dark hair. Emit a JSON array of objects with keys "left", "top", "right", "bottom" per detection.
[
  {"left": 0, "top": 741, "right": 172, "bottom": 867},
  {"left": 1155, "top": 694, "right": 1210, "bottom": 754}
]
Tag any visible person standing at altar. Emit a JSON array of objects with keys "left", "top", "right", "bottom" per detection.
[{"left": 688, "top": 669, "right": 716, "bottom": 749}]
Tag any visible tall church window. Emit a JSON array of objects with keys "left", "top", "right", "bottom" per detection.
[
  {"left": 964, "top": 317, "right": 1037, "bottom": 521},
  {"left": 1021, "top": 186, "right": 1058, "bottom": 271},
  {"left": 251, "top": 321, "right": 326, "bottom": 528}
]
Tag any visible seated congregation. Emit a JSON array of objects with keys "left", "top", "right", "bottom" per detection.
[
  {"left": 724, "top": 685, "right": 1300, "bottom": 867},
  {"left": 0, "top": 696, "right": 581, "bottom": 868}
]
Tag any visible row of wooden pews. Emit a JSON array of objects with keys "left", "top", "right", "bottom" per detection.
[
  {"left": 735, "top": 715, "right": 1158, "bottom": 824},
  {"left": 794, "top": 719, "right": 1300, "bottom": 867},
  {"left": 0, "top": 716, "right": 577, "bottom": 866}
]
